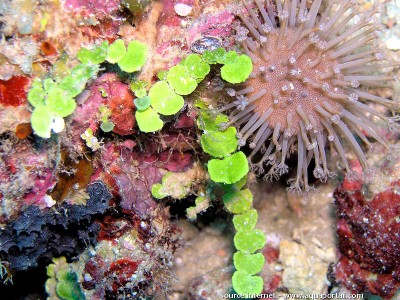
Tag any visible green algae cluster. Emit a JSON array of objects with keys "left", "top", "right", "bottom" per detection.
[
  {"left": 107, "top": 39, "right": 148, "bottom": 72},
  {"left": 134, "top": 53, "right": 209, "bottom": 132},
  {"left": 195, "top": 104, "right": 265, "bottom": 294},
  {"left": 197, "top": 108, "right": 249, "bottom": 185},
  {"left": 135, "top": 48, "right": 253, "bottom": 133},
  {"left": 28, "top": 64, "right": 98, "bottom": 138},
  {"left": 45, "top": 257, "right": 85, "bottom": 300},
  {"left": 223, "top": 179, "right": 265, "bottom": 294},
  {"left": 136, "top": 80, "right": 184, "bottom": 132},
  {"left": 98, "top": 105, "right": 115, "bottom": 133},
  {"left": 28, "top": 38, "right": 253, "bottom": 139},
  {"left": 28, "top": 40, "right": 148, "bottom": 138},
  {"left": 150, "top": 88, "right": 265, "bottom": 294}
]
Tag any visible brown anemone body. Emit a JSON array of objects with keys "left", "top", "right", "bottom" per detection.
[
  {"left": 220, "top": 0, "right": 399, "bottom": 190},
  {"left": 247, "top": 29, "right": 343, "bottom": 133}
]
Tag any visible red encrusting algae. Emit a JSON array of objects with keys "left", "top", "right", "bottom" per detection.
[
  {"left": 334, "top": 179, "right": 400, "bottom": 298},
  {"left": 0, "top": 75, "right": 30, "bottom": 107}
]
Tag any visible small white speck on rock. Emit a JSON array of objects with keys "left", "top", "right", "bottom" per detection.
[
  {"left": 84, "top": 273, "right": 93, "bottom": 282},
  {"left": 386, "top": 36, "right": 400, "bottom": 50},
  {"left": 174, "top": 3, "right": 192, "bottom": 17}
]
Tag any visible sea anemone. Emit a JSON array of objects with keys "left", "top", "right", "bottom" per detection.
[{"left": 220, "top": 0, "right": 399, "bottom": 190}]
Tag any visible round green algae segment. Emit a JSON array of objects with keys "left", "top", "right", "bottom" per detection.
[
  {"left": 107, "top": 39, "right": 126, "bottom": 64},
  {"left": 167, "top": 64, "right": 198, "bottom": 95},
  {"left": 234, "top": 229, "right": 266, "bottom": 254},
  {"left": 136, "top": 107, "right": 163, "bottom": 132},
  {"left": 134, "top": 88, "right": 147, "bottom": 98},
  {"left": 77, "top": 41, "right": 108, "bottom": 65},
  {"left": 232, "top": 270, "right": 264, "bottom": 294},
  {"left": 118, "top": 40, "right": 148, "bottom": 73},
  {"left": 148, "top": 81, "right": 184, "bottom": 115},
  {"left": 208, "top": 151, "right": 249, "bottom": 184},
  {"left": 233, "top": 208, "right": 258, "bottom": 231},
  {"left": 233, "top": 251, "right": 265, "bottom": 275},
  {"left": 223, "top": 188, "right": 253, "bottom": 214},
  {"left": 221, "top": 54, "right": 253, "bottom": 84},
  {"left": 134, "top": 96, "right": 151, "bottom": 111},
  {"left": 59, "top": 64, "right": 100, "bottom": 98},
  {"left": 201, "top": 126, "right": 238, "bottom": 158},
  {"left": 183, "top": 54, "right": 210, "bottom": 79},
  {"left": 56, "top": 272, "right": 85, "bottom": 300},
  {"left": 27, "top": 79, "right": 45, "bottom": 107},
  {"left": 151, "top": 183, "right": 167, "bottom": 199},
  {"left": 31, "top": 105, "right": 53, "bottom": 138},
  {"left": 45, "top": 87, "right": 76, "bottom": 117},
  {"left": 100, "top": 121, "right": 115, "bottom": 133}
]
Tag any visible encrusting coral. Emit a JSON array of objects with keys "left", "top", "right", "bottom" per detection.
[{"left": 219, "top": 0, "right": 400, "bottom": 190}]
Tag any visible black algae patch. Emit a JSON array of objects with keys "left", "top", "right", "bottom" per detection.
[{"left": 0, "top": 181, "right": 112, "bottom": 271}]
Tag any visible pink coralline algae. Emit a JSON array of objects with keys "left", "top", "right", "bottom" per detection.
[
  {"left": 64, "top": 0, "right": 121, "bottom": 43},
  {"left": 155, "top": 0, "right": 235, "bottom": 68},
  {"left": 64, "top": 0, "right": 120, "bottom": 16},
  {"left": 158, "top": 150, "right": 192, "bottom": 172},
  {"left": 94, "top": 141, "right": 161, "bottom": 215},
  {"left": 0, "top": 139, "right": 57, "bottom": 223},
  {"left": 68, "top": 73, "right": 136, "bottom": 153},
  {"left": 158, "top": 0, "right": 190, "bottom": 27},
  {"left": 79, "top": 206, "right": 181, "bottom": 298},
  {"left": 187, "top": 11, "right": 235, "bottom": 46},
  {"left": 173, "top": 109, "right": 196, "bottom": 129},
  {"left": 82, "top": 255, "right": 141, "bottom": 294},
  {"left": 107, "top": 82, "right": 136, "bottom": 136},
  {"left": 93, "top": 137, "right": 193, "bottom": 215},
  {"left": 88, "top": 73, "right": 136, "bottom": 136},
  {"left": 70, "top": 74, "right": 196, "bottom": 215},
  {"left": 334, "top": 180, "right": 400, "bottom": 298}
]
